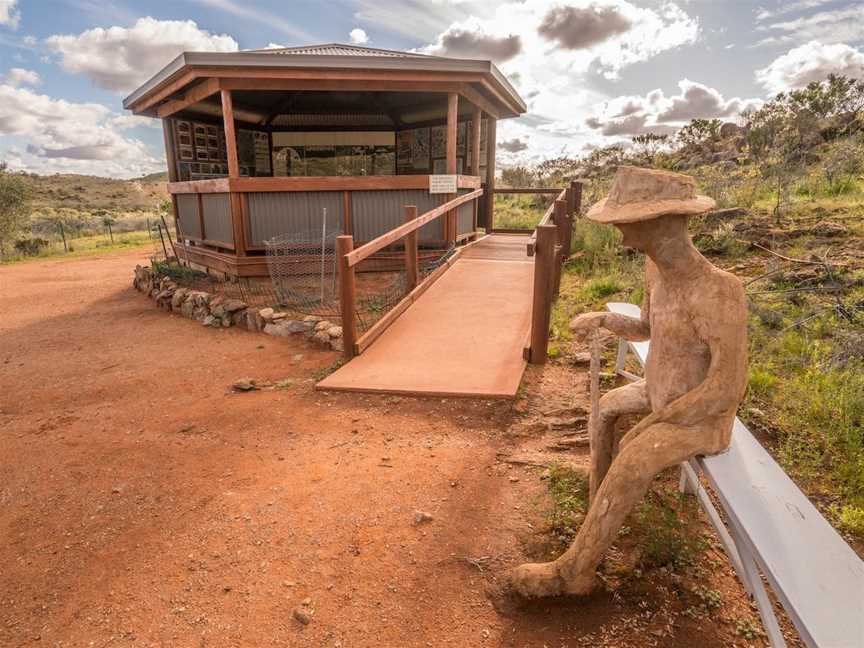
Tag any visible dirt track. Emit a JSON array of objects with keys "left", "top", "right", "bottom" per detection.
[{"left": 1, "top": 249, "right": 776, "bottom": 647}]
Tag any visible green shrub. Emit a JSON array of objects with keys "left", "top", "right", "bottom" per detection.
[
  {"left": 635, "top": 492, "right": 706, "bottom": 568},
  {"left": 543, "top": 464, "right": 588, "bottom": 549},
  {"left": 748, "top": 367, "right": 777, "bottom": 397}
]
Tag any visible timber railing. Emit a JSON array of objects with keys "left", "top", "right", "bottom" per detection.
[
  {"left": 336, "top": 188, "right": 484, "bottom": 360},
  {"left": 524, "top": 180, "right": 583, "bottom": 364}
]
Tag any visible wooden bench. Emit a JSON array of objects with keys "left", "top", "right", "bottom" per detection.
[{"left": 606, "top": 302, "right": 864, "bottom": 648}]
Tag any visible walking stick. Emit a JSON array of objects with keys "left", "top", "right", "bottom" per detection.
[{"left": 588, "top": 329, "right": 601, "bottom": 502}]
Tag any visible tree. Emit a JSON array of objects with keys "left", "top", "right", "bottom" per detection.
[
  {"left": 675, "top": 119, "right": 722, "bottom": 149},
  {"left": 0, "top": 162, "right": 30, "bottom": 259},
  {"left": 822, "top": 137, "right": 864, "bottom": 195},
  {"left": 500, "top": 165, "right": 536, "bottom": 188},
  {"left": 631, "top": 133, "right": 669, "bottom": 165}
]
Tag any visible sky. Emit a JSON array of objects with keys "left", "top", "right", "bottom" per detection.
[{"left": 0, "top": 0, "right": 863, "bottom": 178}]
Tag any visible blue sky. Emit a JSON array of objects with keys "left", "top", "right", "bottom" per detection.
[{"left": 1, "top": 0, "right": 863, "bottom": 178}]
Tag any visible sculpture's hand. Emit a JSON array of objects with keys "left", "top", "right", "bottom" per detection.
[{"left": 569, "top": 312, "right": 607, "bottom": 341}]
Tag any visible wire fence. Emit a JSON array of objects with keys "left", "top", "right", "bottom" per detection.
[{"left": 149, "top": 219, "right": 455, "bottom": 333}]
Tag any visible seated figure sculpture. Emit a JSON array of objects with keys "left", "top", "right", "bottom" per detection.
[{"left": 510, "top": 166, "right": 749, "bottom": 598}]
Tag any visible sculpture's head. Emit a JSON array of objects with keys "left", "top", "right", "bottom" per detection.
[{"left": 585, "top": 166, "right": 714, "bottom": 253}]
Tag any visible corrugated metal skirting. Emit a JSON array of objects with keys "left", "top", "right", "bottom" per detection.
[
  {"left": 247, "top": 192, "right": 343, "bottom": 246},
  {"left": 176, "top": 194, "right": 200, "bottom": 240},
  {"left": 202, "top": 194, "right": 233, "bottom": 245},
  {"left": 350, "top": 190, "right": 444, "bottom": 243}
]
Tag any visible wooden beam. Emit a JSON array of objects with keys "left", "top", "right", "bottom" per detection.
[
  {"left": 161, "top": 118, "right": 179, "bottom": 182},
  {"left": 446, "top": 92, "right": 458, "bottom": 244},
  {"left": 529, "top": 224, "right": 556, "bottom": 365},
  {"left": 470, "top": 106, "right": 481, "bottom": 177},
  {"left": 459, "top": 83, "right": 500, "bottom": 120},
  {"left": 261, "top": 94, "right": 295, "bottom": 126},
  {"left": 336, "top": 235, "right": 358, "bottom": 360},
  {"left": 483, "top": 117, "right": 497, "bottom": 231},
  {"left": 221, "top": 89, "right": 240, "bottom": 179},
  {"left": 156, "top": 78, "right": 221, "bottom": 118},
  {"left": 342, "top": 191, "right": 352, "bottom": 234},
  {"left": 404, "top": 205, "right": 419, "bottom": 290},
  {"left": 219, "top": 77, "right": 465, "bottom": 95}
]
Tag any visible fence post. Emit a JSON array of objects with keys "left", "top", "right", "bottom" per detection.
[
  {"left": 404, "top": 205, "right": 419, "bottom": 290},
  {"left": 554, "top": 197, "right": 569, "bottom": 254},
  {"left": 529, "top": 224, "right": 556, "bottom": 364},
  {"left": 570, "top": 180, "right": 583, "bottom": 216},
  {"left": 336, "top": 234, "right": 358, "bottom": 360}
]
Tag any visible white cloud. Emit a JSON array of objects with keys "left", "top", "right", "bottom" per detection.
[
  {"left": 0, "top": 0, "right": 20, "bottom": 29},
  {"left": 349, "top": 28, "right": 369, "bottom": 45},
  {"left": 756, "top": 41, "right": 864, "bottom": 93},
  {"left": 0, "top": 83, "right": 163, "bottom": 177},
  {"left": 2, "top": 67, "right": 40, "bottom": 87},
  {"left": 571, "top": 79, "right": 760, "bottom": 138},
  {"left": 754, "top": 0, "right": 836, "bottom": 22},
  {"left": 46, "top": 17, "right": 239, "bottom": 94},
  {"left": 421, "top": 19, "right": 521, "bottom": 62},
  {"left": 192, "top": 0, "right": 316, "bottom": 41},
  {"left": 756, "top": 5, "right": 864, "bottom": 46},
  {"left": 415, "top": 0, "right": 700, "bottom": 163}
]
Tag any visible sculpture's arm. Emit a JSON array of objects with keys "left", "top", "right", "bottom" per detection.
[
  {"left": 570, "top": 270, "right": 652, "bottom": 342},
  {"left": 651, "top": 279, "right": 748, "bottom": 426}
]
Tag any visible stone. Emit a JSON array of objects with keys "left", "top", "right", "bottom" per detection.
[
  {"left": 303, "top": 315, "right": 322, "bottom": 323},
  {"left": 180, "top": 301, "right": 195, "bottom": 319},
  {"left": 230, "top": 310, "right": 247, "bottom": 326},
  {"left": 571, "top": 352, "right": 591, "bottom": 365},
  {"left": 719, "top": 121, "right": 742, "bottom": 138},
  {"left": 271, "top": 311, "right": 288, "bottom": 320},
  {"left": 263, "top": 320, "right": 309, "bottom": 337},
  {"left": 258, "top": 307, "right": 275, "bottom": 322},
  {"left": 202, "top": 315, "right": 218, "bottom": 327},
  {"left": 413, "top": 510, "right": 434, "bottom": 525},
  {"left": 292, "top": 607, "right": 312, "bottom": 625},
  {"left": 312, "top": 331, "right": 331, "bottom": 346},
  {"left": 314, "top": 320, "right": 333, "bottom": 332},
  {"left": 222, "top": 299, "right": 247, "bottom": 313},
  {"left": 232, "top": 378, "right": 257, "bottom": 392},
  {"left": 327, "top": 326, "right": 343, "bottom": 339},
  {"left": 330, "top": 338, "right": 344, "bottom": 353},
  {"left": 171, "top": 288, "right": 189, "bottom": 309}
]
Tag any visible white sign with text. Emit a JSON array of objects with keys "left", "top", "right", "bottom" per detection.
[{"left": 429, "top": 174, "right": 457, "bottom": 194}]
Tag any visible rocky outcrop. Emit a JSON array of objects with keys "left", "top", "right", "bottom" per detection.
[{"left": 132, "top": 265, "right": 344, "bottom": 352}]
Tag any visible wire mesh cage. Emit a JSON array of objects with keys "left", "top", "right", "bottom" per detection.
[{"left": 264, "top": 225, "right": 342, "bottom": 315}]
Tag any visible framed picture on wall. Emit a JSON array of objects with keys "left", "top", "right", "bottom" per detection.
[
  {"left": 430, "top": 126, "right": 446, "bottom": 158},
  {"left": 179, "top": 146, "right": 194, "bottom": 161},
  {"left": 433, "top": 158, "right": 447, "bottom": 174},
  {"left": 411, "top": 127, "right": 430, "bottom": 170},
  {"left": 196, "top": 148, "right": 209, "bottom": 161},
  {"left": 177, "top": 121, "right": 191, "bottom": 134}
]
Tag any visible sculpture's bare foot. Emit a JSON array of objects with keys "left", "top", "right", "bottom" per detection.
[{"left": 508, "top": 561, "right": 596, "bottom": 598}]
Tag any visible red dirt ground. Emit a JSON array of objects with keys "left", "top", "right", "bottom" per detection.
[{"left": 1, "top": 248, "right": 799, "bottom": 647}]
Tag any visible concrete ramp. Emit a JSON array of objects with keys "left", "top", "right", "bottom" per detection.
[{"left": 316, "top": 235, "right": 533, "bottom": 398}]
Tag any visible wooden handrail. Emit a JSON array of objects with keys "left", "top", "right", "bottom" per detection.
[
  {"left": 527, "top": 188, "right": 566, "bottom": 256},
  {"left": 493, "top": 187, "right": 563, "bottom": 195},
  {"left": 345, "top": 188, "right": 482, "bottom": 267}
]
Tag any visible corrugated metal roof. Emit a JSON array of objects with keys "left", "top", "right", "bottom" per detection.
[{"left": 247, "top": 43, "right": 430, "bottom": 58}]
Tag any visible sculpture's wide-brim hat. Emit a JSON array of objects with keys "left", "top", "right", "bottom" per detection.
[{"left": 586, "top": 166, "right": 715, "bottom": 224}]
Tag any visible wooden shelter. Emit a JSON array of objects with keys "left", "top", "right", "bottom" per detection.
[{"left": 124, "top": 43, "right": 526, "bottom": 277}]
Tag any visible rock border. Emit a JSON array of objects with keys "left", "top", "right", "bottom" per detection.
[{"left": 133, "top": 265, "right": 343, "bottom": 352}]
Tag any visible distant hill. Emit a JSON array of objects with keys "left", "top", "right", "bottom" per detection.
[{"left": 20, "top": 172, "right": 169, "bottom": 214}]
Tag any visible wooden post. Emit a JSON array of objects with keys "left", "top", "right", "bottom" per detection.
[
  {"left": 161, "top": 118, "right": 181, "bottom": 243},
  {"left": 470, "top": 106, "right": 481, "bottom": 177},
  {"left": 337, "top": 235, "right": 358, "bottom": 360},
  {"left": 483, "top": 117, "right": 496, "bottom": 232},
  {"left": 445, "top": 92, "right": 458, "bottom": 244},
  {"left": 404, "top": 205, "right": 419, "bottom": 290},
  {"left": 197, "top": 193, "right": 205, "bottom": 241},
  {"left": 529, "top": 224, "right": 556, "bottom": 364},
  {"left": 221, "top": 89, "right": 245, "bottom": 259},
  {"left": 570, "top": 180, "right": 583, "bottom": 217},
  {"left": 221, "top": 90, "right": 240, "bottom": 180},
  {"left": 553, "top": 198, "right": 571, "bottom": 266}
]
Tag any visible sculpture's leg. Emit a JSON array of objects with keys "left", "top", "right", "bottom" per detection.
[
  {"left": 510, "top": 418, "right": 727, "bottom": 598},
  {"left": 590, "top": 380, "right": 650, "bottom": 502}
]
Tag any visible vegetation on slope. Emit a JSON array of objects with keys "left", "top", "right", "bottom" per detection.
[{"left": 502, "top": 73, "right": 864, "bottom": 544}]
